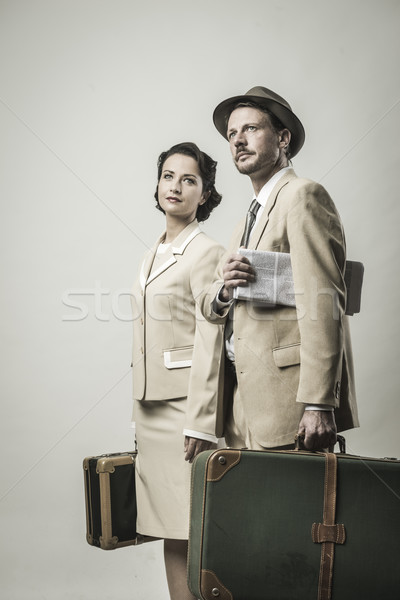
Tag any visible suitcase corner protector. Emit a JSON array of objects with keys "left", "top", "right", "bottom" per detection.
[
  {"left": 206, "top": 449, "right": 241, "bottom": 482},
  {"left": 99, "top": 535, "right": 119, "bottom": 550},
  {"left": 96, "top": 459, "right": 116, "bottom": 474},
  {"left": 200, "top": 568, "right": 233, "bottom": 600}
]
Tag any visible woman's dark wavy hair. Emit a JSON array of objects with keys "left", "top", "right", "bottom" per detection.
[{"left": 154, "top": 142, "right": 222, "bottom": 222}]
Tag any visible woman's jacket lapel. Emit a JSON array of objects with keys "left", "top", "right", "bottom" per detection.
[{"left": 140, "top": 220, "right": 202, "bottom": 289}]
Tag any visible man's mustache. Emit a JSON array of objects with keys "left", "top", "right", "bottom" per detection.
[{"left": 235, "top": 149, "right": 255, "bottom": 160}]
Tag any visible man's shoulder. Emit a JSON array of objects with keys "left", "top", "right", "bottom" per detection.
[
  {"left": 275, "top": 174, "right": 342, "bottom": 229},
  {"left": 279, "top": 175, "right": 333, "bottom": 207},
  {"left": 283, "top": 175, "right": 329, "bottom": 196}
]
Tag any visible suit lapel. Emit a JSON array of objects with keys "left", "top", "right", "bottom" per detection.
[
  {"left": 139, "top": 232, "right": 165, "bottom": 290},
  {"left": 144, "top": 220, "right": 202, "bottom": 286},
  {"left": 251, "top": 169, "right": 297, "bottom": 249}
]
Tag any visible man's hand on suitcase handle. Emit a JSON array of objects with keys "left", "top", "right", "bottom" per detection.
[
  {"left": 184, "top": 436, "right": 213, "bottom": 463},
  {"left": 297, "top": 410, "right": 337, "bottom": 451}
]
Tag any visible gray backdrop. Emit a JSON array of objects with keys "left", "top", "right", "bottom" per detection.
[{"left": 1, "top": 0, "right": 399, "bottom": 598}]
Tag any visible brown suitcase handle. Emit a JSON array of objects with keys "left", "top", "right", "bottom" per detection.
[{"left": 294, "top": 433, "right": 346, "bottom": 454}]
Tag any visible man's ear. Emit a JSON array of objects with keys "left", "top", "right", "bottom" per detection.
[{"left": 279, "top": 128, "right": 291, "bottom": 149}]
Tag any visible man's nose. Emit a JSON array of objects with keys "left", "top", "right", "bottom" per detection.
[{"left": 234, "top": 131, "right": 247, "bottom": 147}]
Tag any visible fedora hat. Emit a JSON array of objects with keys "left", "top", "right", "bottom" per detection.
[{"left": 213, "top": 86, "right": 305, "bottom": 157}]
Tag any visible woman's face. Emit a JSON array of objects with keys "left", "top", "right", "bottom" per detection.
[{"left": 158, "top": 153, "right": 206, "bottom": 224}]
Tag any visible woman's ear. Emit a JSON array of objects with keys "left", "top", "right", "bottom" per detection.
[{"left": 200, "top": 190, "right": 211, "bottom": 205}]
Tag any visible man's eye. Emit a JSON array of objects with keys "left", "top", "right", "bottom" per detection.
[
  {"left": 247, "top": 126, "right": 256, "bottom": 132},
  {"left": 228, "top": 131, "right": 236, "bottom": 140}
]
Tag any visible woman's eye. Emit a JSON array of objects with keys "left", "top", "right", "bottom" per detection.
[
  {"left": 163, "top": 173, "right": 172, "bottom": 179},
  {"left": 184, "top": 178, "right": 196, "bottom": 185}
]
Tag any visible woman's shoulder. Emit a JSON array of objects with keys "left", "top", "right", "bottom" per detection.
[
  {"left": 190, "top": 231, "right": 225, "bottom": 261},
  {"left": 193, "top": 229, "right": 224, "bottom": 250}
]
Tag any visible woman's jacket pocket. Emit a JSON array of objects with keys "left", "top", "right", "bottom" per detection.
[{"left": 163, "top": 345, "right": 194, "bottom": 369}]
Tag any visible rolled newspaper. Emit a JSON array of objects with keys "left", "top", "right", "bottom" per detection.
[{"left": 233, "top": 249, "right": 363, "bottom": 316}]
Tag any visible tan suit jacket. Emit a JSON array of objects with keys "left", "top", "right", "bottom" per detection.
[
  {"left": 201, "top": 169, "right": 359, "bottom": 447},
  {"left": 131, "top": 220, "right": 225, "bottom": 438}
]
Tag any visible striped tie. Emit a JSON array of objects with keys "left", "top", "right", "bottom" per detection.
[{"left": 240, "top": 199, "right": 261, "bottom": 247}]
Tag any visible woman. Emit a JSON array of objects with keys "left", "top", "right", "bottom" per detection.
[{"left": 131, "top": 142, "right": 225, "bottom": 600}]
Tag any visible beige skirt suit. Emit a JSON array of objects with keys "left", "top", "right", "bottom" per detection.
[{"left": 131, "top": 220, "right": 225, "bottom": 539}]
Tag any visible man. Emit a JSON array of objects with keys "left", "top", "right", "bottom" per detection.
[{"left": 201, "top": 86, "right": 359, "bottom": 450}]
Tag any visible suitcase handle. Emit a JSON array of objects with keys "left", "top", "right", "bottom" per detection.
[{"left": 294, "top": 434, "right": 346, "bottom": 453}]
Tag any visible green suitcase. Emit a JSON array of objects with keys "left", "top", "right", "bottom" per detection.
[{"left": 188, "top": 447, "right": 400, "bottom": 600}]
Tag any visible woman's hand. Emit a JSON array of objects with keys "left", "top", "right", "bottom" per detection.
[{"left": 184, "top": 436, "right": 213, "bottom": 463}]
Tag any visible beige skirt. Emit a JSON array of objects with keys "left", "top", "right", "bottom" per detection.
[{"left": 133, "top": 397, "right": 193, "bottom": 540}]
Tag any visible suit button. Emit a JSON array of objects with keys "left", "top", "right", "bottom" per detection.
[
  {"left": 140, "top": 318, "right": 143, "bottom": 325},
  {"left": 140, "top": 347, "right": 144, "bottom": 354}
]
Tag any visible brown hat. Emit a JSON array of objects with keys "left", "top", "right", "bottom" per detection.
[{"left": 213, "top": 86, "right": 305, "bottom": 157}]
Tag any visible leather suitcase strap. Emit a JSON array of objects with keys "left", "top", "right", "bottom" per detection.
[{"left": 312, "top": 453, "right": 346, "bottom": 600}]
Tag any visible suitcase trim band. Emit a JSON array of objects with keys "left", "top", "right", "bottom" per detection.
[{"left": 312, "top": 452, "right": 346, "bottom": 600}]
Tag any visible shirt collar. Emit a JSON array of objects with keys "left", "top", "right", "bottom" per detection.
[{"left": 255, "top": 166, "right": 292, "bottom": 208}]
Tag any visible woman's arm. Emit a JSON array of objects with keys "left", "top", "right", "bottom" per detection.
[{"left": 184, "top": 241, "right": 225, "bottom": 439}]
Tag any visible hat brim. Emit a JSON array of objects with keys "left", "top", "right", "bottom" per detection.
[{"left": 213, "top": 94, "right": 305, "bottom": 158}]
